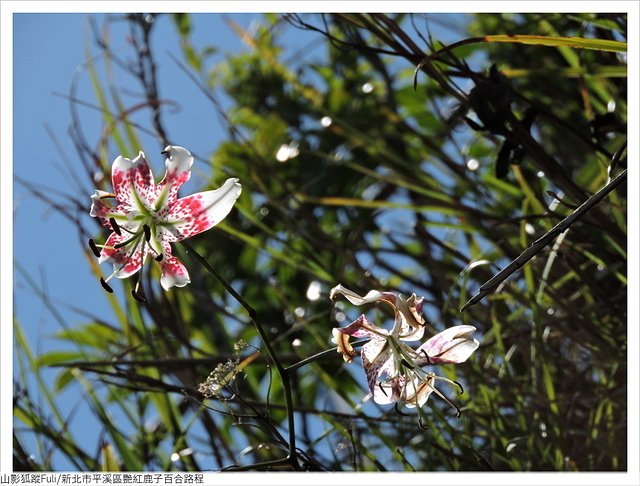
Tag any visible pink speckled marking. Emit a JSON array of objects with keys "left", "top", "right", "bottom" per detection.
[
  {"left": 131, "top": 159, "right": 157, "bottom": 208},
  {"left": 112, "top": 170, "right": 132, "bottom": 206},
  {"left": 159, "top": 240, "right": 190, "bottom": 289},
  {"left": 157, "top": 169, "right": 191, "bottom": 207},
  {"left": 98, "top": 232, "right": 147, "bottom": 279},
  {"left": 160, "top": 193, "right": 212, "bottom": 240},
  {"left": 99, "top": 232, "right": 127, "bottom": 264},
  {"left": 120, "top": 245, "right": 145, "bottom": 276}
]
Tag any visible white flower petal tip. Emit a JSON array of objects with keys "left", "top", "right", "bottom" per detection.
[
  {"left": 89, "top": 145, "right": 240, "bottom": 297},
  {"left": 329, "top": 283, "right": 350, "bottom": 301},
  {"left": 161, "top": 145, "right": 194, "bottom": 171},
  {"left": 419, "top": 325, "right": 480, "bottom": 364}
]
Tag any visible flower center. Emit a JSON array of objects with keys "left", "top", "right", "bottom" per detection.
[
  {"left": 382, "top": 335, "right": 464, "bottom": 415},
  {"left": 89, "top": 216, "right": 163, "bottom": 302}
]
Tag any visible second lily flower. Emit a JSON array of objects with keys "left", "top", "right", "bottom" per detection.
[{"left": 330, "top": 284, "right": 479, "bottom": 412}]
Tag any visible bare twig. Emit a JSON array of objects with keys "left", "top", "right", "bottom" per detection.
[
  {"left": 460, "top": 167, "right": 627, "bottom": 311},
  {"left": 180, "top": 240, "right": 301, "bottom": 470}
]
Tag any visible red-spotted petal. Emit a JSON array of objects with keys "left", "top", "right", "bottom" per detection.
[
  {"left": 159, "top": 241, "right": 190, "bottom": 290},
  {"left": 90, "top": 191, "right": 140, "bottom": 231},
  {"left": 332, "top": 315, "right": 385, "bottom": 362},
  {"left": 90, "top": 190, "right": 117, "bottom": 227},
  {"left": 98, "top": 232, "right": 146, "bottom": 279},
  {"left": 155, "top": 146, "right": 194, "bottom": 209},
  {"left": 111, "top": 152, "right": 153, "bottom": 210},
  {"left": 333, "top": 314, "right": 385, "bottom": 340},
  {"left": 416, "top": 325, "right": 479, "bottom": 364},
  {"left": 159, "top": 178, "right": 242, "bottom": 241},
  {"left": 362, "top": 339, "right": 395, "bottom": 399}
]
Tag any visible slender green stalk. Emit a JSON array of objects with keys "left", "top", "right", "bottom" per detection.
[
  {"left": 180, "top": 240, "right": 300, "bottom": 470},
  {"left": 285, "top": 339, "right": 369, "bottom": 374}
]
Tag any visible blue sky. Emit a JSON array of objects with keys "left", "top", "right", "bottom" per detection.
[
  {"left": 12, "top": 12, "right": 299, "bottom": 470},
  {"left": 13, "top": 12, "right": 274, "bottom": 354},
  {"left": 4, "top": 3, "right": 639, "bottom": 479},
  {"left": 10, "top": 12, "right": 476, "bottom": 470}
]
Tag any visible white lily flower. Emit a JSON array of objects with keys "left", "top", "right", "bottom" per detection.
[
  {"left": 89, "top": 146, "right": 241, "bottom": 295},
  {"left": 330, "top": 284, "right": 479, "bottom": 413}
]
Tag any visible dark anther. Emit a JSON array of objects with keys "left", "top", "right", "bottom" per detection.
[
  {"left": 100, "top": 277, "right": 114, "bottom": 293},
  {"left": 419, "top": 349, "right": 431, "bottom": 364},
  {"left": 417, "top": 414, "right": 429, "bottom": 430},
  {"left": 378, "top": 382, "right": 388, "bottom": 397},
  {"left": 400, "top": 358, "right": 415, "bottom": 369},
  {"left": 455, "top": 408, "right": 462, "bottom": 419},
  {"left": 394, "top": 401, "right": 409, "bottom": 416},
  {"left": 155, "top": 253, "right": 164, "bottom": 262},
  {"left": 131, "top": 289, "right": 147, "bottom": 303},
  {"left": 453, "top": 380, "right": 464, "bottom": 395},
  {"left": 109, "top": 217, "right": 122, "bottom": 236},
  {"left": 88, "top": 239, "right": 101, "bottom": 257},
  {"left": 143, "top": 224, "right": 151, "bottom": 242}
]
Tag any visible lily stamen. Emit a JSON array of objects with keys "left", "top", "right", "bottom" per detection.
[
  {"left": 417, "top": 414, "right": 429, "bottom": 430},
  {"left": 419, "top": 375, "right": 462, "bottom": 418},
  {"left": 100, "top": 277, "right": 114, "bottom": 293},
  {"left": 400, "top": 358, "right": 415, "bottom": 370},
  {"left": 114, "top": 234, "right": 143, "bottom": 249},
  {"left": 394, "top": 401, "right": 409, "bottom": 416},
  {"left": 88, "top": 239, "right": 101, "bottom": 258},
  {"left": 431, "top": 374, "right": 465, "bottom": 395},
  {"left": 131, "top": 287, "right": 147, "bottom": 303},
  {"left": 109, "top": 217, "right": 122, "bottom": 236},
  {"left": 419, "top": 349, "right": 431, "bottom": 364}
]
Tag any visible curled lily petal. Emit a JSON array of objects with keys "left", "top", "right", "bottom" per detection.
[
  {"left": 155, "top": 145, "right": 194, "bottom": 209},
  {"left": 330, "top": 284, "right": 425, "bottom": 340},
  {"left": 332, "top": 328, "right": 357, "bottom": 362},
  {"left": 160, "top": 178, "right": 242, "bottom": 241},
  {"left": 329, "top": 284, "right": 397, "bottom": 308},
  {"left": 416, "top": 325, "right": 479, "bottom": 364},
  {"left": 393, "top": 293, "right": 426, "bottom": 340},
  {"left": 331, "top": 314, "right": 384, "bottom": 362},
  {"left": 159, "top": 241, "right": 190, "bottom": 290},
  {"left": 89, "top": 190, "right": 116, "bottom": 222}
]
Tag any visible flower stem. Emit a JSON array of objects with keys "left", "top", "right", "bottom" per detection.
[
  {"left": 285, "top": 338, "right": 369, "bottom": 374},
  {"left": 460, "top": 167, "right": 627, "bottom": 311},
  {"left": 180, "top": 240, "right": 300, "bottom": 470}
]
